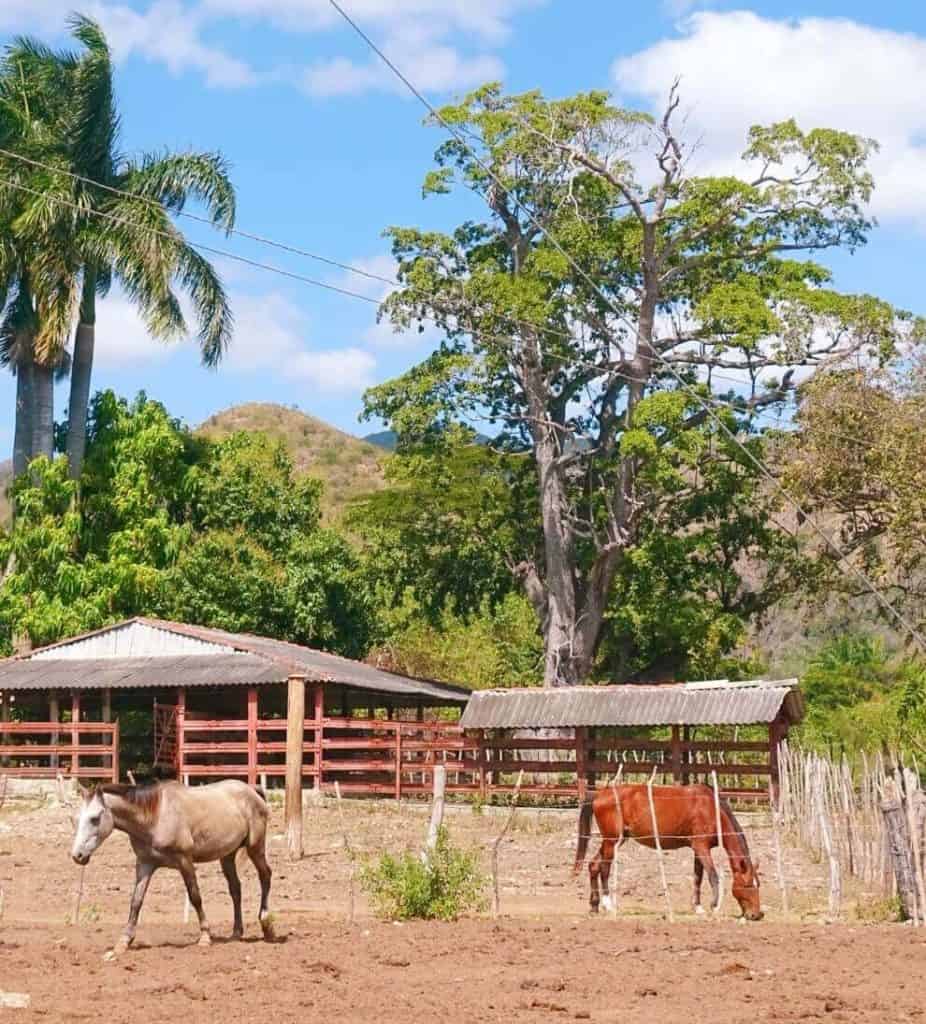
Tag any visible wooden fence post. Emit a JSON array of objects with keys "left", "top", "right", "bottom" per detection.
[
  {"left": 575, "top": 727, "right": 587, "bottom": 803},
  {"left": 176, "top": 688, "right": 186, "bottom": 782},
  {"left": 671, "top": 726, "right": 682, "bottom": 784},
  {"left": 313, "top": 683, "right": 324, "bottom": 796},
  {"left": 71, "top": 692, "right": 81, "bottom": 778},
  {"left": 111, "top": 719, "right": 120, "bottom": 784},
  {"left": 102, "top": 688, "right": 112, "bottom": 777},
  {"left": 246, "top": 686, "right": 258, "bottom": 786},
  {"left": 647, "top": 767, "right": 674, "bottom": 923},
  {"left": 711, "top": 770, "right": 725, "bottom": 914},
  {"left": 285, "top": 675, "right": 306, "bottom": 861},
  {"left": 0, "top": 693, "right": 8, "bottom": 769},
  {"left": 424, "top": 765, "right": 447, "bottom": 856},
  {"left": 394, "top": 723, "right": 403, "bottom": 802},
  {"left": 491, "top": 770, "right": 524, "bottom": 918},
  {"left": 882, "top": 781, "right": 917, "bottom": 923},
  {"left": 769, "top": 780, "right": 789, "bottom": 916},
  {"left": 49, "top": 692, "right": 59, "bottom": 771}
]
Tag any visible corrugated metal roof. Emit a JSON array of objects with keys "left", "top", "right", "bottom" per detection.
[
  {"left": 0, "top": 618, "right": 471, "bottom": 704},
  {"left": 459, "top": 679, "right": 803, "bottom": 729}
]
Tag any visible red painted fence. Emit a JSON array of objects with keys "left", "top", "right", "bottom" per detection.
[
  {"left": 175, "top": 715, "right": 774, "bottom": 802},
  {"left": 0, "top": 721, "right": 120, "bottom": 781}
]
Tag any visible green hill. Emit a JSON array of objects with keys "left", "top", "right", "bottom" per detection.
[{"left": 197, "top": 403, "right": 385, "bottom": 519}]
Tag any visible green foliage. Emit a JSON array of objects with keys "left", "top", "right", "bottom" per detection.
[
  {"left": 376, "top": 593, "right": 542, "bottom": 688},
  {"left": 794, "top": 634, "right": 926, "bottom": 755},
  {"left": 0, "top": 390, "right": 374, "bottom": 657},
  {"left": 360, "top": 827, "right": 487, "bottom": 921}
]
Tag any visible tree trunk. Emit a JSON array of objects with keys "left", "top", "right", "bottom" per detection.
[
  {"left": 31, "top": 359, "right": 54, "bottom": 462},
  {"left": 66, "top": 276, "right": 96, "bottom": 480},
  {"left": 12, "top": 354, "right": 34, "bottom": 478}
]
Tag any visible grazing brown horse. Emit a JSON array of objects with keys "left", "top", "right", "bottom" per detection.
[
  {"left": 71, "top": 780, "right": 274, "bottom": 954},
  {"left": 574, "top": 783, "right": 763, "bottom": 920}
]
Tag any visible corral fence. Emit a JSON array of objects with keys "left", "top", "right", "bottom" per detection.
[
  {"left": 173, "top": 709, "right": 776, "bottom": 803},
  {"left": 777, "top": 742, "right": 926, "bottom": 922},
  {"left": 0, "top": 721, "right": 119, "bottom": 781}
]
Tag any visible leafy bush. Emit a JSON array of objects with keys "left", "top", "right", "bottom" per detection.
[{"left": 359, "top": 827, "right": 487, "bottom": 921}]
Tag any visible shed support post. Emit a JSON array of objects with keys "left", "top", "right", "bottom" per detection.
[
  {"left": 312, "top": 682, "right": 324, "bottom": 794},
  {"left": 71, "top": 692, "right": 81, "bottom": 777},
  {"left": 681, "top": 726, "right": 690, "bottom": 785},
  {"left": 394, "top": 722, "right": 402, "bottom": 802},
  {"left": 176, "top": 688, "right": 186, "bottom": 782},
  {"left": 102, "top": 688, "right": 112, "bottom": 776},
  {"left": 247, "top": 686, "right": 259, "bottom": 786},
  {"left": 671, "top": 725, "right": 683, "bottom": 784},
  {"left": 49, "top": 692, "right": 59, "bottom": 770},
  {"left": 575, "top": 727, "right": 588, "bottom": 803},
  {"left": 769, "top": 718, "right": 785, "bottom": 805},
  {"left": 285, "top": 674, "right": 306, "bottom": 860},
  {"left": 0, "top": 692, "right": 9, "bottom": 768}
]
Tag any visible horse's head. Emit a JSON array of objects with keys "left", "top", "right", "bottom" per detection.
[
  {"left": 730, "top": 856, "right": 763, "bottom": 921},
  {"left": 71, "top": 785, "right": 114, "bottom": 866}
]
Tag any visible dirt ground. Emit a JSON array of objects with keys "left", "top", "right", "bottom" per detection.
[{"left": 2, "top": 793, "right": 925, "bottom": 1023}]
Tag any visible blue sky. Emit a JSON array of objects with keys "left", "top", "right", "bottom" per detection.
[{"left": 1, "top": 0, "right": 925, "bottom": 451}]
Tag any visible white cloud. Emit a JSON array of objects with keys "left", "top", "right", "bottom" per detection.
[
  {"left": 89, "top": 285, "right": 378, "bottom": 394},
  {"left": 1, "top": 0, "right": 538, "bottom": 97},
  {"left": 613, "top": 11, "right": 926, "bottom": 224}
]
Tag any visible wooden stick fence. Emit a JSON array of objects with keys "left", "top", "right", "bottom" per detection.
[{"left": 778, "top": 743, "right": 926, "bottom": 923}]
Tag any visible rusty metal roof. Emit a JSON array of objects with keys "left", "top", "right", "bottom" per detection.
[
  {"left": 0, "top": 618, "right": 470, "bottom": 704},
  {"left": 459, "top": 679, "right": 803, "bottom": 729}
]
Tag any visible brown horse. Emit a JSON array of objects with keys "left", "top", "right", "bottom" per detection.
[
  {"left": 574, "top": 783, "right": 763, "bottom": 920},
  {"left": 71, "top": 780, "right": 274, "bottom": 955}
]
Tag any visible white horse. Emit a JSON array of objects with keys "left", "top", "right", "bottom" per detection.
[{"left": 71, "top": 780, "right": 274, "bottom": 954}]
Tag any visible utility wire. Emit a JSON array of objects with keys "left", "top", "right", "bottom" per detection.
[{"left": 325, "top": 0, "right": 926, "bottom": 654}]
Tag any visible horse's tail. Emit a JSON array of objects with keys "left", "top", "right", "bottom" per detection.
[{"left": 573, "top": 796, "right": 595, "bottom": 874}]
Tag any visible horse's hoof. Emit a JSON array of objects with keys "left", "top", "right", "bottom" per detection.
[
  {"left": 198, "top": 932, "right": 212, "bottom": 948},
  {"left": 694, "top": 906, "right": 705, "bottom": 916}
]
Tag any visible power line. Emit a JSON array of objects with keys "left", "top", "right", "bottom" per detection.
[
  {"left": 0, "top": 174, "right": 381, "bottom": 306},
  {"left": 0, "top": 171, "right": 878, "bottom": 454},
  {"left": 325, "top": 0, "right": 926, "bottom": 654},
  {"left": 0, "top": 146, "right": 397, "bottom": 290}
]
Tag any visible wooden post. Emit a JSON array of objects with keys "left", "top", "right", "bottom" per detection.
[
  {"left": 647, "top": 768, "right": 674, "bottom": 923},
  {"left": 883, "top": 782, "right": 917, "bottom": 922},
  {"left": 816, "top": 768, "right": 841, "bottom": 920},
  {"left": 0, "top": 693, "right": 9, "bottom": 769},
  {"left": 491, "top": 770, "right": 524, "bottom": 917},
  {"left": 477, "top": 733, "right": 488, "bottom": 802},
  {"left": 247, "top": 686, "right": 258, "bottom": 786},
  {"left": 424, "top": 764, "right": 447, "bottom": 856},
  {"left": 769, "top": 720, "right": 785, "bottom": 804},
  {"left": 711, "top": 770, "right": 725, "bottom": 914},
  {"left": 575, "top": 727, "right": 588, "bottom": 803},
  {"left": 313, "top": 682, "right": 324, "bottom": 794},
  {"left": 681, "top": 726, "right": 691, "bottom": 785},
  {"left": 49, "top": 692, "right": 59, "bottom": 770},
  {"left": 394, "top": 722, "right": 402, "bottom": 802},
  {"left": 671, "top": 726, "right": 683, "bottom": 784},
  {"left": 111, "top": 718, "right": 120, "bottom": 783},
  {"left": 102, "top": 684, "right": 112, "bottom": 770},
  {"left": 769, "top": 780, "right": 789, "bottom": 916},
  {"left": 71, "top": 692, "right": 81, "bottom": 777},
  {"left": 285, "top": 675, "right": 306, "bottom": 860},
  {"left": 176, "top": 688, "right": 186, "bottom": 782}
]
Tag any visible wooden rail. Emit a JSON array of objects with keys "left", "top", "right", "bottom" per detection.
[
  {"left": 175, "top": 712, "right": 775, "bottom": 802},
  {"left": 0, "top": 721, "right": 119, "bottom": 781}
]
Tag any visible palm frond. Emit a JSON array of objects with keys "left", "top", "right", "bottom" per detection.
[
  {"left": 123, "top": 150, "right": 236, "bottom": 231},
  {"left": 174, "top": 242, "right": 233, "bottom": 366}
]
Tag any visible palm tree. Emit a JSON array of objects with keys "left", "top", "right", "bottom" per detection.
[{"left": 0, "top": 16, "right": 236, "bottom": 479}]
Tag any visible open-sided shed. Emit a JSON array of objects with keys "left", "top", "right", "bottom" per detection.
[
  {"left": 0, "top": 617, "right": 469, "bottom": 791},
  {"left": 460, "top": 679, "right": 804, "bottom": 801}
]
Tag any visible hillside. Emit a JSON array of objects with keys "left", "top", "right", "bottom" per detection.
[{"left": 197, "top": 403, "right": 386, "bottom": 518}]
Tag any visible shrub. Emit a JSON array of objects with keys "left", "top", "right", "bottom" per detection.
[{"left": 360, "top": 827, "right": 487, "bottom": 921}]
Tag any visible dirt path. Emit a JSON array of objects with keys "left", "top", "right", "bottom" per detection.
[{"left": 2, "top": 795, "right": 922, "bottom": 1022}]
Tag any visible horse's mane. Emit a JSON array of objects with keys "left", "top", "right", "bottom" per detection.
[
  {"left": 101, "top": 782, "right": 163, "bottom": 823},
  {"left": 719, "top": 797, "right": 752, "bottom": 864}
]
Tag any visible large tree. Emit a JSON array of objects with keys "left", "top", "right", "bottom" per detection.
[
  {"left": 0, "top": 16, "right": 235, "bottom": 478},
  {"left": 364, "top": 84, "right": 916, "bottom": 686}
]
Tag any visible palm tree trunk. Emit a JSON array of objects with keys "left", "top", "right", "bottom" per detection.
[
  {"left": 12, "top": 353, "right": 34, "bottom": 477},
  {"left": 66, "top": 274, "right": 97, "bottom": 480},
  {"left": 31, "top": 358, "right": 54, "bottom": 461}
]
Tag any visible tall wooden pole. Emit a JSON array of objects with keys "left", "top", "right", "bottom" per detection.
[
  {"left": 49, "top": 692, "right": 59, "bottom": 770},
  {"left": 247, "top": 686, "right": 258, "bottom": 786},
  {"left": 285, "top": 675, "right": 306, "bottom": 860},
  {"left": 71, "top": 692, "right": 81, "bottom": 778},
  {"left": 0, "top": 693, "right": 9, "bottom": 768}
]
